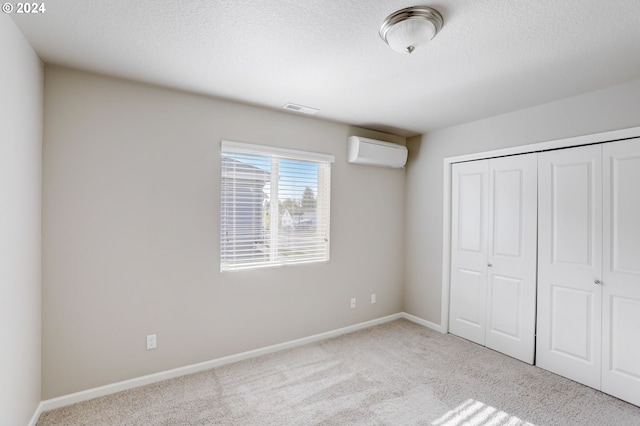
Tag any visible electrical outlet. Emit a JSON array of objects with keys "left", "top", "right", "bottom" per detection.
[
  {"left": 146, "top": 334, "right": 157, "bottom": 350},
  {"left": 371, "top": 293, "right": 376, "bottom": 304},
  {"left": 350, "top": 298, "right": 356, "bottom": 309}
]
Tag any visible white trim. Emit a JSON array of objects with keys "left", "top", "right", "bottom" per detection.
[
  {"left": 440, "top": 161, "right": 452, "bottom": 334},
  {"left": 440, "top": 125, "right": 640, "bottom": 333},
  {"left": 221, "top": 140, "right": 336, "bottom": 163},
  {"left": 28, "top": 402, "right": 44, "bottom": 426},
  {"left": 401, "top": 312, "right": 444, "bottom": 333},
  {"left": 39, "top": 313, "right": 402, "bottom": 413},
  {"left": 444, "top": 126, "right": 640, "bottom": 164}
]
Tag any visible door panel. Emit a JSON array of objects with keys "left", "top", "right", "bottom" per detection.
[
  {"left": 552, "top": 163, "right": 593, "bottom": 265},
  {"left": 459, "top": 172, "right": 485, "bottom": 253},
  {"left": 537, "top": 145, "right": 602, "bottom": 389},
  {"left": 449, "top": 161, "right": 489, "bottom": 345},
  {"left": 602, "top": 138, "right": 640, "bottom": 406},
  {"left": 452, "top": 269, "right": 483, "bottom": 327},
  {"left": 487, "top": 275, "right": 521, "bottom": 338},
  {"left": 550, "top": 285, "right": 593, "bottom": 361},
  {"left": 492, "top": 170, "right": 523, "bottom": 257},
  {"left": 610, "top": 296, "right": 640, "bottom": 377},
  {"left": 485, "top": 154, "right": 537, "bottom": 364}
]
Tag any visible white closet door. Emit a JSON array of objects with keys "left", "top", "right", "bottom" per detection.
[
  {"left": 537, "top": 145, "right": 602, "bottom": 389},
  {"left": 450, "top": 160, "right": 489, "bottom": 345},
  {"left": 485, "top": 154, "right": 537, "bottom": 364},
  {"left": 602, "top": 139, "right": 640, "bottom": 406}
]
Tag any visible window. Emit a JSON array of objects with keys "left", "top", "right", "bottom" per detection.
[{"left": 220, "top": 141, "right": 334, "bottom": 272}]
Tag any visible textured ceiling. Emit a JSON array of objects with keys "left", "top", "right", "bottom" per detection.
[{"left": 11, "top": 0, "right": 640, "bottom": 136}]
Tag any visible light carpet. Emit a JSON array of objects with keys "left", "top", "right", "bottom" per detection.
[{"left": 37, "top": 319, "right": 640, "bottom": 425}]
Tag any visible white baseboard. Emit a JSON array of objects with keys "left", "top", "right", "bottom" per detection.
[
  {"left": 401, "top": 312, "right": 444, "bottom": 333},
  {"left": 40, "top": 313, "right": 403, "bottom": 413},
  {"left": 37, "top": 312, "right": 443, "bottom": 416},
  {"left": 28, "top": 402, "right": 44, "bottom": 426}
]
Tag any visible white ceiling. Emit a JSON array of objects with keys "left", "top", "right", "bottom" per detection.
[{"left": 11, "top": 0, "right": 640, "bottom": 136}]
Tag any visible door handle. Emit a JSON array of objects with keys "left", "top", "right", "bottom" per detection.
[
  {"left": 487, "top": 263, "right": 493, "bottom": 267},
  {"left": 594, "top": 279, "right": 601, "bottom": 285}
]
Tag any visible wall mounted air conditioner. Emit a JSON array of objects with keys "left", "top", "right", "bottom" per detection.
[{"left": 347, "top": 136, "right": 408, "bottom": 168}]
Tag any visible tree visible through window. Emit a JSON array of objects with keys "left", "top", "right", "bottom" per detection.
[{"left": 220, "top": 141, "right": 333, "bottom": 271}]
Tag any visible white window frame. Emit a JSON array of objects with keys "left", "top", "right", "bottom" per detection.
[{"left": 220, "top": 140, "right": 335, "bottom": 272}]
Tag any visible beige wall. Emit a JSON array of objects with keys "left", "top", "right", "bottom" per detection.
[
  {"left": 0, "top": 14, "right": 43, "bottom": 425},
  {"left": 42, "top": 66, "right": 405, "bottom": 399},
  {"left": 405, "top": 78, "right": 640, "bottom": 324}
]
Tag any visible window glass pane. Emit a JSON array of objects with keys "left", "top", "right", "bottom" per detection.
[{"left": 221, "top": 143, "right": 331, "bottom": 271}]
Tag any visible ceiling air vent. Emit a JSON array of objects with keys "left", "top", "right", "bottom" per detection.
[{"left": 282, "top": 103, "right": 319, "bottom": 115}]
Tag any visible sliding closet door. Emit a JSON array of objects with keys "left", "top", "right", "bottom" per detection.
[
  {"left": 485, "top": 154, "right": 537, "bottom": 364},
  {"left": 537, "top": 145, "right": 602, "bottom": 389},
  {"left": 449, "top": 160, "right": 489, "bottom": 345},
  {"left": 602, "top": 139, "right": 640, "bottom": 406}
]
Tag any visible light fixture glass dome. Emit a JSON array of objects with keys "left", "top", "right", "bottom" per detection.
[{"left": 379, "top": 6, "right": 444, "bottom": 54}]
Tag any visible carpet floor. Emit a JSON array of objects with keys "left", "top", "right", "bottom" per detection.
[{"left": 37, "top": 319, "right": 640, "bottom": 425}]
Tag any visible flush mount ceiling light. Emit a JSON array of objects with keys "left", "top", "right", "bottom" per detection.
[{"left": 379, "top": 6, "right": 444, "bottom": 54}]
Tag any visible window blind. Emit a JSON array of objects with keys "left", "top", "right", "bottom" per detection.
[{"left": 220, "top": 141, "right": 333, "bottom": 272}]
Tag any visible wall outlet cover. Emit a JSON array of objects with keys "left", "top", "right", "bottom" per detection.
[{"left": 146, "top": 334, "right": 157, "bottom": 350}]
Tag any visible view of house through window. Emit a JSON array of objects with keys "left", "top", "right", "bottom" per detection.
[{"left": 220, "top": 141, "right": 334, "bottom": 271}]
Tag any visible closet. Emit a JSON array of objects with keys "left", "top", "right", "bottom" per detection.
[
  {"left": 537, "top": 139, "right": 640, "bottom": 406},
  {"left": 449, "top": 153, "right": 537, "bottom": 364},
  {"left": 448, "top": 137, "right": 640, "bottom": 407}
]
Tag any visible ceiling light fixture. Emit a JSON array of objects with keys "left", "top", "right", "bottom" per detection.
[{"left": 379, "top": 6, "right": 444, "bottom": 54}]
